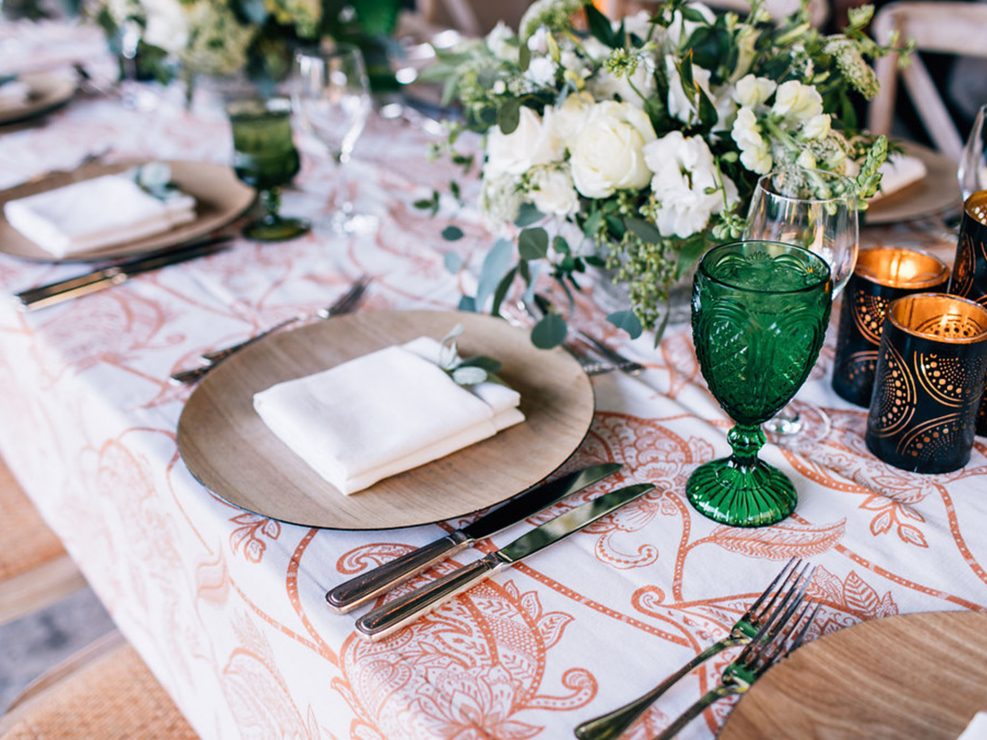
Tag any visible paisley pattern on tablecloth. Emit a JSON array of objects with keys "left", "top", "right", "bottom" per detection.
[{"left": 2, "top": 21, "right": 987, "bottom": 740}]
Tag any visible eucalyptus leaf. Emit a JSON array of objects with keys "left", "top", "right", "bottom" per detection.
[
  {"left": 443, "top": 251, "right": 464, "bottom": 273},
  {"left": 531, "top": 313, "right": 567, "bottom": 349},
  {"left": 625, "top": 217, "right": 661, "bottom": 243},
  {"left": 607, "top": 310, "right": 643, "bottom": 340},
  {"left": 518, "top": 227, "right": 549, "bottom": 260},
  {"left": 458, "top": 295, "right": 477, "bottom": 312},
  {"left": 491, "top": 266, "right": 517, "bottom": 317},
  {"left": 441, "top": 225, "right": 464, "bottom": 241},
  {"left": 518, "top": 42, "right": 531, "bottom": 72},
  {"left": 514, "top": 203, "right": 544, "bottom": 227},
  {"left": 452, "top": 366, "right": 488, "bottom": 385},
  {"left": 498, "top": 98, "right": 521, "bottom": 134},
  {"left": 475, "top": 238, "right": 514, "bottom": 310}
]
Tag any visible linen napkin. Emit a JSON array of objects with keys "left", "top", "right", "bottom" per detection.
[
  {"left": 253, "top": 336, "right": 525, "bottom": 495},
  {"left": 4, "top": 173, "right": 196, "bottom": 257},
  {"left": 870, "top": 153, "right": 928, "bottom": 202},
  {"left": 958, "top": 712, "right": 987, "bottom": 739},
  {"left": 0, "top": 78, "right": 30, "bottom": 109}
]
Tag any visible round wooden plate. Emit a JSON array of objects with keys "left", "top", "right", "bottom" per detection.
[
  {"left": 177, "top": 310, "right": 596, "bottom": 530},
  {"left": 721, "top": 611, "right": 987, "bottom": 740},
  {"left": 0, "top": 160, "right": 255, "bottom": 262},
  {"left": 867, "top": 141, "right": 962, "bottom": 225},
  {"left": 0, "top": 71, "right": 76, "bottom": 126}
]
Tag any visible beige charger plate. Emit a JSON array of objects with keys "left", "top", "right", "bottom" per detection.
[
  {"left": 867, "top": 141, "right": 962, "bottom": 225},
  {"left": 177, "top": 310, "right": 596, "bottom": 530},
  {"left": 721, "top": 611, "right": 987, "bottom": 739},
  {"left": 0, "top": 160, "right": 255, "bottom": 262},
  {"left": 0, "top": 72, "right": 76, "bottom": 126}
]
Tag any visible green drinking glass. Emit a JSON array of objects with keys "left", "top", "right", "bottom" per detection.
[
  {"left": 687, "top": 240, "right": 833, "bottom": 527},
  {"left": 228, "top": 97, "right": 311, "bottom": 242}
]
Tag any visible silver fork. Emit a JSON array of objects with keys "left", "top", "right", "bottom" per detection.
[
  {"left": 574, "top": 559, "right": 813, "bottom": 740},
  {"left": 169, "top": 277, "right": 369, "bottom": 385},
  {"left": 655, "top": 593, "right": 820, "bottom": 739}
]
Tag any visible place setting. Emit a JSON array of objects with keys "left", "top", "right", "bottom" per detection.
[{"left": 4, "top": 1, "right": 987, "bottom": 739}]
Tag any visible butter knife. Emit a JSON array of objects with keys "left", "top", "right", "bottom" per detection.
[
  {"left": 15, "top": 234, "right": 234, "bottom": 311},
  {"left": 327, "top": 462, "right": 622, "bottom": 614},
  {"left": 355, "top": 482, "right": 654, "bottom": 641}
]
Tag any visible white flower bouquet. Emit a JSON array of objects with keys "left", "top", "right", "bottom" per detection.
[{"left": 423, "top": 0, "right": 904, "bottom": 345}]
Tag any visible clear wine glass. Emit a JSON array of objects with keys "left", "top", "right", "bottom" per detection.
[
  {"left": 744, "top": 166, "right": 859, "bottom": 440},
  {"left": 959, "top": 104, "right": 987, "bottom": 202},
  {"left": 292, "top": 44, "right": 375, "bottom": 234}
]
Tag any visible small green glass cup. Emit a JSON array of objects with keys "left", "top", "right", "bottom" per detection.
[
  {"left": 687, "top": 240, "right": 833, "bottom": 527},
  {"left": 227, "top": 97, "right": 311, "bottom": 242}
]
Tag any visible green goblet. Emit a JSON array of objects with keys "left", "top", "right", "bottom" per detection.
[
  {"left": 687, "top": 240, "right": 833, "bottom": 527},
  {"left": 228, "top": 97, "right": 310, "bottom": 242}
]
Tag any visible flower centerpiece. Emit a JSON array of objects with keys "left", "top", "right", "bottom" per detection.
[
  {"left": 422, "top": 0, "right": 907, "bottom": 346},
  {"left": 90, "top": 0, "right": 400, "bottom": 86}
]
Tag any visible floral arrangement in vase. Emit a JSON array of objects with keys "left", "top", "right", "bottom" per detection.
[
  {"left": 90, "top": 0, "right": 400, "bottom": 84},
  {"left": 423, "top": 0, "right": 907, "bottom": 346}
]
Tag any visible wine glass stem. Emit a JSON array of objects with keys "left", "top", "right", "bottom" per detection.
[
  {"left": 262, "top": 188, "right": 281, "bottom": 221},
  {"left": 727, "top": 424, "right": 766, "bottom": 463}
]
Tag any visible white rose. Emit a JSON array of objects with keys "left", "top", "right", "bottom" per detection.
[
  {"left": 481, "top": 174, "right": 522, "bottom": 224},
  {"left": 772, "top": 80, "right": 823, "bottom": 121},
  {"left": 485, "top": 21, "right": 517, "bottom": 62},
  {"left": 570, "top": 101, "right": 656, "bottom": 198},
  {"left": 666, "top": 57, "right": 712, "bottom": 125},
  {"left": 644, "top": 131, "right": 738, "bottom": 238},
  {"left": 525, "top": 56, "right": 557, "bottom": 87},
  {"left": 666, "top": 2, "right": 715, "bottom": 48},
  {"left": 485, "top": 106, "right": 564, "bottom": 178},
  {"left": 529, "top": 166, "right": 579, "bottom": 216},
  {"left": 142, "top": 0, "right": 189, "bottom": 54},
  {"left": 553, "top": 91, "right": 594, "bottom": 140},
  {"left": 802, "top": 113, "right": 831, "bottom": 140},
  {"left": 733, "top": 75, "right": 777, "bottom": 108}
]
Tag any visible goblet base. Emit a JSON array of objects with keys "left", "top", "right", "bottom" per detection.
[
  {"left": 242, "top": 215, "right": 311, "bottom": 242},
  {"left": 686, "top": 456, "right": 797, "bottom": 527}
]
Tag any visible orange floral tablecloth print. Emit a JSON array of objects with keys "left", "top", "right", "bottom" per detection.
[{"left": 1, "top": 23, "right": 985, "bottom": 740}]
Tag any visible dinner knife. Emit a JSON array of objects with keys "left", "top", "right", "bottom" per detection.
[
  {"left": 355, "top": 482, "right": 654, "bottom": 641},
  {"left": 15, "top": 234, "right": 234, "bottom": 311},
  {"left": 326, "top": 462, "right": 623, "bottom": 614}
]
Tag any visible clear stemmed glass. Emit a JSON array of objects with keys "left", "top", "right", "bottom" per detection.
[
  {"left": 959, "top": 104, "right": 987, "bottom": 202},
  {"left": 292, "top": 44, "right": 375, "bottom": 234},
  {"left": 744, "top": 167, "right": 859, "bottom": 440}
]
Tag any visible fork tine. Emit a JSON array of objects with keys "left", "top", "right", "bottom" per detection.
[
  {"left": 745, "top": 558, "right": 799, "bottom": 621},
  {"left": 736, "top": 562, "right": 813, "bottom": 663},
  {"left": 749, "top": 559, "right": 809, "bottom": 626},
  {"left": 327, "top": 276, "right": 369, "bottom": 315},
  {"left": 757, "top": 599, "right": 812, "bottom": 668}
]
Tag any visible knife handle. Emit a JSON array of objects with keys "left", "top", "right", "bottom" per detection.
[
  {"left": 355, "top": 553, "right": 503, "bottom": 641},
  {"left": 327, "top": 531, "right": 471, "bottom": 614}
]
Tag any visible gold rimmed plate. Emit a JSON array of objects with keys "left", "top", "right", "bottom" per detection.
[
  {"left": 867, "top": 141, "right": 963, "bottom": 225},
  {"left": 0, "top": 71, "right": 76, "bottom": 127},
  {"left": 177, "top": 310, "right": 596, "bottom": 530},
  {"left": 0, "top": 160, "right": 256, "bottom": 262}
]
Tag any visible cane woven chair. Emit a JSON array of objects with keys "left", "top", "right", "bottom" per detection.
[
  {"left": 868, "top": 2, "right": 987, "bottom": 161},
  {"left": 0, "top": 457, "right": 86, "bottom": 625},
  {"left": 0, "top": 631, "right": 198, "bottom": 738}
]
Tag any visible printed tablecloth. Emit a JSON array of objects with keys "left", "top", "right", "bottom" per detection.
[{"left": 1, "top": 23, "right": 985, "bottom": 740}]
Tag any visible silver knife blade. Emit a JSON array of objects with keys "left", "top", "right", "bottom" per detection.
[
  {"left": 496, "top": 482, "right": 654, "bottom": 563},
  {"left": 15, "top": 234, "right": 234, "bottom": 311},
  {"left": 355, "top": 482, "right": 654, "bottom": 640},
  {"left": 325, "top": 462, "right": 622, "bottom": 613}
]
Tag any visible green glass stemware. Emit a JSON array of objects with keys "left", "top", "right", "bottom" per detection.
[
  {"left": 687, "top": 240, "right": 833, "bottom": 527},
  {"left": 228, "top": 97, "right": 311, "bottom": 242}
]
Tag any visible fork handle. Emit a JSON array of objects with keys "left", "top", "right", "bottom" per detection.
[
  {"left": 201, "top": 316, "right": 301, "bottom": 362},
  {"left": 574, "top": 638, "right": 739, "bottom": 740},
  {"left": 654, "top": 685, "right": 735, "bottom": 740}
]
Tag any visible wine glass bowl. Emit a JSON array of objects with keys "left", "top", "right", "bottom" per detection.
[
  {"left": 687, "top": 240, "right": 833, "bottom": 527},
  {"left": 227, "top": 96, "right": 310, "bottom": 242}
]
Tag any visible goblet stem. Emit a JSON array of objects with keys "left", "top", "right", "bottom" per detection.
[
  {"left": 262, "top": 188, "right": 281, "bottom": 219},
  {"left": 727, "top": 424, "right": 765, "bottom": 462}
]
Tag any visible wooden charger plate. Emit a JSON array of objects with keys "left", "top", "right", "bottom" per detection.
[
  {"left": 721, "top": 611, "right": 987, "bottom": 740},
  {"left": 0, "top": 72, "right": 76, "bottom": 126},
  {"left": 0, "top": 160, "right": 255, "bottom": 262},
  {"left": 867, "top": 141, "right": 962, "bottom": 225},
  {"left": 177, "top": 310, "right": 595, "bottom": 530}
]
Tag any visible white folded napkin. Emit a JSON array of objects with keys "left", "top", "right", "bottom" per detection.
[
  {"left": 4, "top": 174, "right": 196, "bottom": 257},
  {"left": 0, "top": 79, "right": 30, "bottom": 108},
  {"left": 870, "top": 153, "right": 928, "bottom": 202},
  {"left": 958, "top": 712, "right": 987, "bottom": 740},
  {"left": 253, "top": 336, "right": 525, "bottom": 495}
]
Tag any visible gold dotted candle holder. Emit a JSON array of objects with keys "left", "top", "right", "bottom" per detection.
[
  {"left": 949, "top": 191, "right": 987, "bottom": 435},
  {"left": 833, "top": 247, "right": 950, "bottom": 407},
  {"left": 866, "top": 293, "right": 987, "bottom": 473}
]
